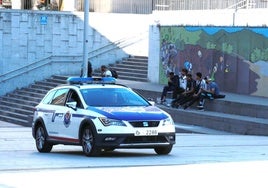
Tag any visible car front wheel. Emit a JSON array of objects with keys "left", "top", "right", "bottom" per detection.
[
  {"left": 35, "top": 125, "right": 53, "bottom": 153},
  {"left": 154, "top": 145, "right": 173, "bottom": 155},
  {"left": 81, "top": 125, "right": 101, "bottom": 157}
]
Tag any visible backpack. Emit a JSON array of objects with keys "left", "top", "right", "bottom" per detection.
[{"left": 110, "top": 69, "right": 118, "bottom": 78}]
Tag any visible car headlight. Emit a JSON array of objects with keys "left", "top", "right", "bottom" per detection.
[
  {"left": 99, "top": 117, "right": 127, "bottom": 127},
  {"left": 162, "top": 117, "right": 174, "bottom": 126}
]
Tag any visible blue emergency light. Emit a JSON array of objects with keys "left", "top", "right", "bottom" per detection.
[{"left": 67, "top": 77, "right": 116, "bottom": 85}]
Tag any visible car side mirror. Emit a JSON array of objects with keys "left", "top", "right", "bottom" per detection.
[
  {"left": 66, "top": 101, "right": 77, "bottom": 110},
  {"left": 147, "top": 98, "right": 155, "bottom": 106}
]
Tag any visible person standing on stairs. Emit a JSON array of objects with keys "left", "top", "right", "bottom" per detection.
[
  {"left": 87, "top": 61, "right": 92, "bottom": 77},
  {"left": 80, "top": 60, "right": 92, "bottom": 77}
]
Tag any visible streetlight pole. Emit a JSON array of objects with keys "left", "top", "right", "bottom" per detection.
[{"left": 82, "top": 0, "right": 89, "bottom": 77}]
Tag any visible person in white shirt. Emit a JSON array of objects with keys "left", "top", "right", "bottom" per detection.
[
  {"left": 100, "top": 65, "right": 112, "bottom": 77},
  {"left": 172, "top": 68, "right": 188, "bottom": 99},
  {"left": 183, "top": 72, "right": 207, "bottom": 109}
]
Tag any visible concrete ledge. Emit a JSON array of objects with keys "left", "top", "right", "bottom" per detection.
[
  {"left": 162, "top": 106, "right": 268, "bottom": 136},
  {"left": 117, "top": 79, "right": 268, "bottom": 136}
]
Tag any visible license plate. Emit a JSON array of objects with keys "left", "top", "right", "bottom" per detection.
[{"left": 134, "top": 129, "right": 158, "bottom": 136}]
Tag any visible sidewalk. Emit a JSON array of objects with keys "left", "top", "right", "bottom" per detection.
[{"left": 0, "top": 121, "right": 21, "bottom": 128}]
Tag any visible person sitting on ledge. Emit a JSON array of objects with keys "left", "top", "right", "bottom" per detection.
[
  {"left": 160, "top": 72, "right": 178, "bottom": 103},
  {"left": 197, "top": 77, "right": 225, "bottom": 110}
]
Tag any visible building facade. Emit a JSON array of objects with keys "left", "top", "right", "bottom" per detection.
[{"left": 1, "top": 0, "right": 268, "bottom": 13}]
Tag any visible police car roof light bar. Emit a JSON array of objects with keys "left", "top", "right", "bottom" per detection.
[{"left": 67, "top": 77, "right": 116, "bottom": 85}]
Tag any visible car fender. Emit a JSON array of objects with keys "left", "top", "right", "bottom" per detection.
[
  {"left": 32, "top": 117, "right": 48, "bottom": 139},
  {"left": 78, "top": 118, "right": 97, "bottom": 143}
]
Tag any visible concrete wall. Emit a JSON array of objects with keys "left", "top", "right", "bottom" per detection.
[
  {"left": 0, "top": 10, "right": 129, "bottom": 72},
  {"left": 148, "top": 9, "right": 268, "bottom": 97},
  {"left": 0, "top": 10, "right": 131, "bottom": 95}
]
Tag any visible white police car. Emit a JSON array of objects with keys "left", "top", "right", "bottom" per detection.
[{"left": 32, "top": 77, "right": 176, "bottom": 156}]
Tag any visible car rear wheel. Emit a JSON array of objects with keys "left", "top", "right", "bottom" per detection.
[
  {"left": 81, "top": 125, "right": 101, "bottom": 156},
  {"left": 154, "top": 145, "right": 173, "bottom": 155},
  {"left": 35, "top": 125, "right": 53, "bottom": 153}
]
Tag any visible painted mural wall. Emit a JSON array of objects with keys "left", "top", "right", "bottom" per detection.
[{"left": 159, "top": 26, "right": 268, "bottom": 97}]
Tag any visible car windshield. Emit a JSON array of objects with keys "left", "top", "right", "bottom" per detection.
[{"left": 80, "top": 87, "right": 150, "bottom": 107}]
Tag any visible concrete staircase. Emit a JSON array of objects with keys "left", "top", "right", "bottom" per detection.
[
  {"left": 0, "top": 75, "right": 67, "bottom": 127},
  {"left": 94, "top": 55, "right": 149, "bottom": 82},
  {"left": 0, "top": 55, "right": 149, "bottom": 127},
  {"left": 0, "top": 55, "right": 147, "bottom": 126}
]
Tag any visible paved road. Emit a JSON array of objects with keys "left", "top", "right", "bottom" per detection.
[{"left": 1, "top": 124, "right": 268, "bottom": 187}]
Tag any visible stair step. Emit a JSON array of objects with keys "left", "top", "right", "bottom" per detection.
[
  {"left": 0, "top": 100, "right": 35, "bottom": 111},
  {"left": 129, "top": 55, "right": 148, "bottom": 59},
  {"left": 0, "top": 104, "right": 33, "bottom": 115},
  {"left": 121, "top": 60, "right": 148, "bottom": 66},
  {"left": 206, "top": 99, "right": 268, "bottom": 119},
  {"left": 51, "top": 75, "right": 69, "bottom": 80},
  {"left": 45, "top": 78, "right": 68, "bottom": 85},
  {"left": 0, "top": 96, "right": 39, "bottom": 106},
  {"left": 111, "top": 63, "right": 148, "bottom": 69},
  {"left": 23, "top": 87, "right": 48, "bottom": 95},
  {"left": 30, "top": 83, "right": 55, "bottom": 90},
  {"left": 0, "top": 74, "right": 72, "bottom": 127},
  {"left": 117, "top": 69, "right": 147, "bottom": 75},
  {"left": 118, "top": 74, "right": 147, "bottom": 80},
  {"left": 119, "top": 75, "right": 148, "bottom": 82},
  {"left": 0, "top": 115, "right": 30, "bottom": 127},
  {"left": 161, "top": 105, "right": 268, "bottom": 135},
  {"left": 35, "top": 80, "right": 60, "bottom": 87},
  {"left": 123, "top": 57, "right": 148, "bottom": 62},
  {"left": 6, "top": 93, "right": 42, "bottom": 103},
  {"left": 0, "top": 108, "right": 30, "bottom": 120},
  {"left": 175, "top": 123, "right": 234, "bottom": 135},
  {"left": 14, "top": 90, "right": 46, "bottom": 98},
  {"left": 113, "top": 66, "right": 148, "bottom": 73}
]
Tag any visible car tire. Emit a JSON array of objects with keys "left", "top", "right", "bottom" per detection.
[
  {"left": 154, "top": 145, "right": 173, "bottom": 155},
  {"left": 81, "top": 125, "right": 101, "bottom": 157},
  {"left": 35, "top": 125, "right": 53, "bottom": 153}
]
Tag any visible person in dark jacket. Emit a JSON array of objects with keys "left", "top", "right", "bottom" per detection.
[
  {"left": 160, "top": 72, "right": 178, "bottom": 103},
  {"left": 171, "top": 73, "right": 196, "bottom": 108},
  {"left": 80, "top": 60, "right": 93, "bottom": 77},
  {"left": 87, "top": 60, "right": 92, "bottom": 77},
  {"left": 172, "top": 68, "right": 188, "bottom": 99},
  {"left": 183, "top": 72, "right": 207, "bottom": 109}
]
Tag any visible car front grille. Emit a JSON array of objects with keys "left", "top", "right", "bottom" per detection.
[
  {"left": 129, "top": 121, "right": 160, "bottom": 127},
  {"left": 124, "top": 135, "right": 167, "bottom": 143}
]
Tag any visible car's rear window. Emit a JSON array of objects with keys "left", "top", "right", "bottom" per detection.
[{"left": 81, "top": 88, "right": 149, "bottom": 107}]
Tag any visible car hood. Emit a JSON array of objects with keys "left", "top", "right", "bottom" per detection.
[{"left": 88, "top": 106, "right": 169, "bottom": 121}]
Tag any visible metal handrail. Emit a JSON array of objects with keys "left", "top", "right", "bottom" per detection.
[
  {"left": 227, "top": 0, "right": 256, "bottom": 9},
  {"left": 88, "top": 31, "right": 148, "bottom": 59},
  {"left": 0, "top": 56, "right": 51, "bottom": 82},
  {"left": 0, "top": 55, "right": 82, "bottom": 83}
]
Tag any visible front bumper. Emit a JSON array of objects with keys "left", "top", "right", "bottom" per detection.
[{"left": 95, "top": 132, "right": 176, "bottom": 149}]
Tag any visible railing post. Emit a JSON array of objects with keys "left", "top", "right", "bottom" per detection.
[{"left": 82, "top": 0, "right": 89, "bottom": 77}]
